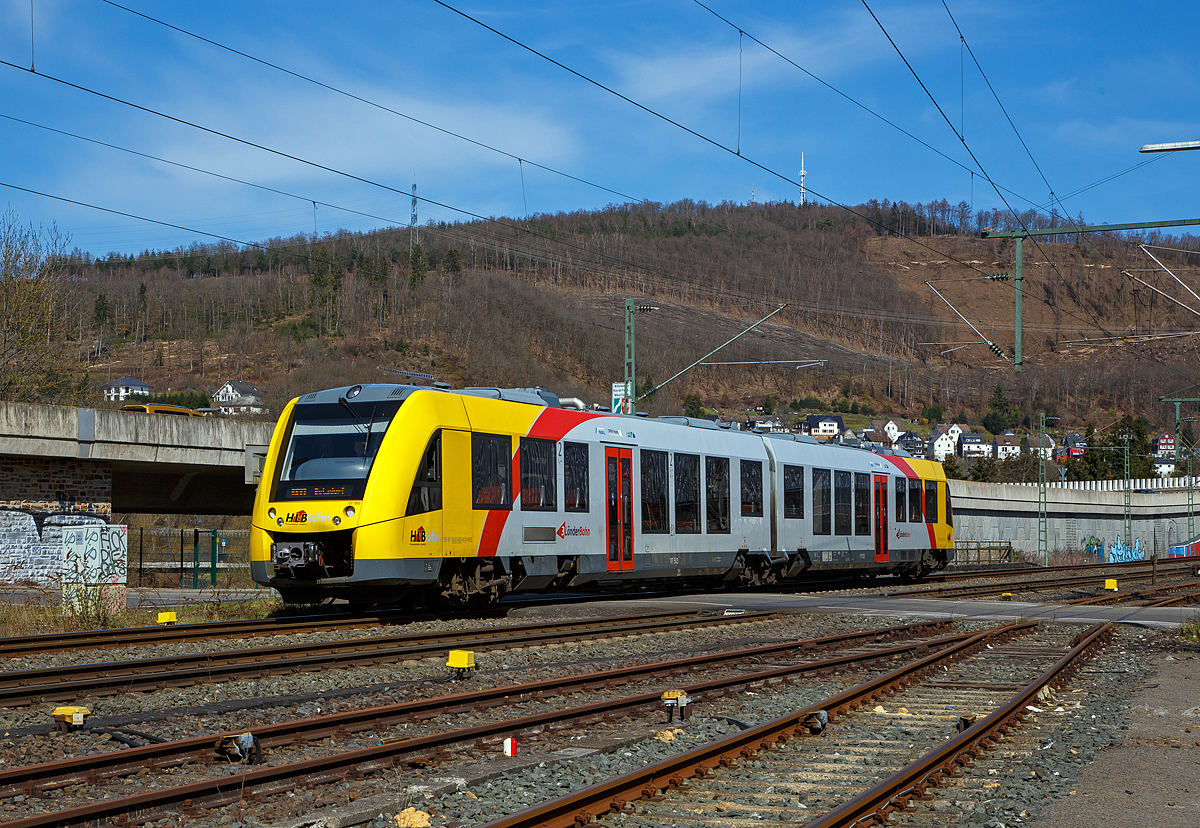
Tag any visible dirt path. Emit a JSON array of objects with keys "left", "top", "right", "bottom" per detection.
[{"left": 1032, "top": 648, "right": 1200, "bottom": 827}]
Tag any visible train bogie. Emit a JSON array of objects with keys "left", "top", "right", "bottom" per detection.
[{"left": 250, "top": 384, "right": 954, "bottom": 607}]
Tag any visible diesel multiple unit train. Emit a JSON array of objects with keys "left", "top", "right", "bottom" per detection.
[{"left": 250, "top": 384, "right": 954, "bottom": 607}]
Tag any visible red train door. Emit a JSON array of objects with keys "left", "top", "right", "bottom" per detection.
[
  {"left": 873, "top": 474, "right": 889, "bottom": 562},
  {"left": 605, "top": 447, "right": 634, "bottom": 572}
]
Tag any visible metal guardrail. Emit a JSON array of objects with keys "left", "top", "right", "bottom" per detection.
[{"left": 951, "top": 540, "right": 1017, "bottom": 565}]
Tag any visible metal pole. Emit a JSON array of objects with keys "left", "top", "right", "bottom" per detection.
[
  {"left": 624, "top": 299, "right": 635, "bottom": 414},
  {"left": 1121, "top": 433, "right": 1132, "bottom": 549},
  {"left": 210, "top": 530, "right": 218, "bottom": 587},
  {"left": 1014, "top": 237, "right": 1023, "bottom": 372},
  {"left": 1038, "top": 412, "right": 1047, "bottom": 565},
  {"left": 179, "top": 529, "right": 184, "bottom": 588},
  {"left": 138, "top": 527, "right": 143, "bottom": 588},
  {"left": 192, "top": 528, "right": 200, "bottom": 590}
]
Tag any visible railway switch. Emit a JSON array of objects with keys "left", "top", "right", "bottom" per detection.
[
  {"left": 51, "top": 706, "right": 91, "bottom": 732},
  {"left": 157, "top": 612, "right": 177, "bottom": 625},
  {"left": 1000, "top": 593, "right": 1012, "bottom": 601},
  {"left": 661, "top": 690, "right": 691, "bottom": 723},
  {"left": 447, "top": 649, "right": 476, "bottom": 679}
]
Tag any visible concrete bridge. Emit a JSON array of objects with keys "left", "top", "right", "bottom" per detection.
[
  {"left": 0, "top": 401, "right": 273, "bottom": 584},
  {"left": 0, "top": 401, "right": 274, "bottom": 517}
]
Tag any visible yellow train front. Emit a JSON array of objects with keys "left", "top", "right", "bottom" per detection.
[{"left": 250, "top": 384, "right": 954, "bottom": 607}]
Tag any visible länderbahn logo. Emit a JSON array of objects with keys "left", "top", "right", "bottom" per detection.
[{"left": 557, "top": 522, "right": 591, "bottom": 539}]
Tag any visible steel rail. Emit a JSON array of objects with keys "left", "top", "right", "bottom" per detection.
[
  {"left": 0, "top": 612, "right": 432, "bottom": 658},
  {"left": 935, "top": 554, "right": 1200, "bottom": 583},
  {"left": 803, "top": 622, "right": 1113, "bottom": 828},
  {"left": 0, "top": 622, "right": 983, "bottom": 826},
  {"left": 472, "top": 621, "right": 1036, "bottom": 828},
  {"left": 0, "top": 620, "right": 953, "bottom": 799},
  {"left": 0, "top": 611, "right": 761, "bottom": 707},
  {"left": 888, "top": 562, "right": 1199, "bottom": 599},
  {"left": 1064, "top": 581, "right": 1200, "bottom": 606}
]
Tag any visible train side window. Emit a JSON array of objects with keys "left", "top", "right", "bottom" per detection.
[
  {"left": 705, "top": 456, "right": 731, "bottom": 534},
  {"left": 854, "top": 472, "right": 870, "bottom": 535},
  {"left": 944, "top": 483, "right": 954, "bottom": 528},
  {"left": 564, "top": 442, "right": 589, "bottom": 512},
  {"left": 924, "top": 480, "right": 938, "bottom": 524},
  {"left": 895, "top": 477, "right": 906, "bottom": 523},
  {"left": 908, "top": 478, "right": 924, "bottom": 522},
  {"left": 406, "top": 430, "right": 442, "bottom": 516},
  {"left": 641, "top": 449, "right": 670, "bottom": 533},
  {"left": 813, "top": 468, "right": 831, "bottom": 535},
  {"left": 519, "top": 437, "right": 556, "bottom": 511},
  {"left": 783, "top": 464, "right": 804, "bottom": 519},
  {"left": 834, "top": 471, "right": 852, "bottom": 536},
  {"left": 740, "top": 459, "right": 763, "bottom": 517},
  {"left": 472, "top": 432, "right": 512, "bottom": 510},
  {"left": 675, "top": 453, "right": 700, "bottom": 534}
]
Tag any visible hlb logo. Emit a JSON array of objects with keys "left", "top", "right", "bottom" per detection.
[
  {"left": 411, "top": 526, "right": 426, "bottom": 543},
  {"left": 285, "top": 510, "right": 308, "bottom": 524}
]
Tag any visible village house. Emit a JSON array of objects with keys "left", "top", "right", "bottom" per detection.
[
  {"left": 801, "top": 414, "right": 845, "bottom": 441},
  {"left": 101, "top": 376, "right": 151, "bottom": 402},
  {"left": 1026, "top": 433, "right": 1056, "bottom": 461},
  {"left": 211, "top": 379, "right": 266, "bottom": 416},
  {"left": 993, "top": 430, "right": 1021, "bottom": 461},
  {"left": 958, "top": 432, "right": 992, "bottom": 459}
]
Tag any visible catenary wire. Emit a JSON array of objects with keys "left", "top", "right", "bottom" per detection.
[{"left": 690, "top": 0, "right": 1038, "bottom": 209}]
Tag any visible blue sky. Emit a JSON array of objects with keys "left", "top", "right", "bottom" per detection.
[{"left": 1, "top": 0, "right": 1198, "bottom": 256}]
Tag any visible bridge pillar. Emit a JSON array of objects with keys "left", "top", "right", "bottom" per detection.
[{"left": 0, "top": 456, "right": 111, "bottom": 584}]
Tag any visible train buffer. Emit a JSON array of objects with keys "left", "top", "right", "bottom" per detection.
[{"left": 661, "top": 690, "right": 692, "bottom": 723}]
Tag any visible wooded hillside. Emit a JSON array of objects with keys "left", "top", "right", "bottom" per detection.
[{"left": 14, "top": 198, "right": 1200, "bottom": 433}]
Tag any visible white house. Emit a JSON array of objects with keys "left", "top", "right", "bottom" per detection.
[
  {"left": 803, "top": 414, "right": 845, "bottom": 441},
  {"left": 1154, "top": 458, "right": 1176, "bottom": 477},
  {"left": 211, "top": 380, "right": 265, "bottom": 416},
  {"left": 926, "top": 426, "right": 958, "bottom": 462},
  {"left": 993, "top": 430, "right": 1021, "bottom": 461},
  {"left": 870, "top": 419, "right": 902, "bottom": 443},
  {"left": 101, "top": 376, "right": 151, "bottom": 402},
  {"left": 958, "top": 433, "right": 992, "bottom": 459},
  {"left": 1026, "top": 433, "right": 1056, "bottom": 461}
]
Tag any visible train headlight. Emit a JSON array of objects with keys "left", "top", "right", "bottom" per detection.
[
  {"left": 268, "top": 508, "right": 276, "bottom": 520},
  {"left": 333, "top": 516, "right": 341, "bottom": 526},
  {"left": 346, "top": 385, "right": 362, "bottom": 398},
  {"left": 344, "top": 505, "right": 355, "bottom": 518},
  {"left": 277, "top": 517, "right": 284, "bottom": 527}
]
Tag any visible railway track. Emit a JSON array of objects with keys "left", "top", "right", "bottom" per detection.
[
  {"left": 888, "top": 559, "right": 1199, "bottom": 600},
  {"left": 0, "top": 619, "right": 972, "bottom": 826},
  {"left": 0, "top": 610, "right": 763, "bottom": 707},
  {"left": 475, "top": 621, "right": 1108, "bottom": 828}
]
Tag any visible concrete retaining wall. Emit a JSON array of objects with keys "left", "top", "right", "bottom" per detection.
[{"left": 949, "top": 478, "right": 1200, "bottom": 561}]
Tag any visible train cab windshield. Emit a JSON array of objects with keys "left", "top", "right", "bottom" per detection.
[{"left": 273, "top": 399, "right": 404, "bottom": 500}]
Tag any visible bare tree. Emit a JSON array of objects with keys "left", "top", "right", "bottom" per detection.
[{"left": 0, "top": 210, "right": 70, "bottom": 401}]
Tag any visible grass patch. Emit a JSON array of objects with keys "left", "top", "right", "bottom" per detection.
[
  {"left": 0, "top": 593, "right": 285, "bottom": 638},
  {"left": 1178, "top": 618, "right": 1200, "bottom": 644}
]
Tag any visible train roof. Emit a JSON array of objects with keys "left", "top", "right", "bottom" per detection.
[{"left": 291, "top": 383, "right": 920, "bottom": 462}]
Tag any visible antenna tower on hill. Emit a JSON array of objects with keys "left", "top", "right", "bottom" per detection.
[
  {"left": 798, "top": 152, "right": 807, "bottom": 206},
  {"left": 409, "top": 175, "right": 418, "bottom": 254}
]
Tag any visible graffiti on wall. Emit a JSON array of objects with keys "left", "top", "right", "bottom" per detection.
[
  {"left": 1082, "top": 536, "right": 1104, "bottom": 560},
  {"left": 61, "top": 525, "right": 128, "bottom": 584},
  {"left": 1107, "top": 536, "right": 1145, "bottom": 563}
]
